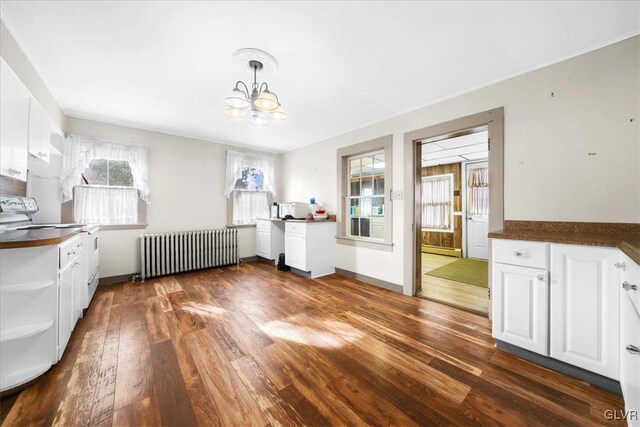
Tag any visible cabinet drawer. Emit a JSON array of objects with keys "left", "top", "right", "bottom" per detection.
[
  {"left": 285, "top": 222, "right": 307, "bottom": 235},
  {"left": 493, "top": 239, "right": 548, "bottom": 269},
  {"left": 256, "top": 219, "right": 271, "bottom": 232},
  {"left": 59, "top": 236, "right": 81, "bottom": 269}
]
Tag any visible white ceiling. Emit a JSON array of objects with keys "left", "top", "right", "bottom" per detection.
[
  {"left": 422, "top": 131, "right": 488, "bottom": 167},
  {"left": 1, "top": 1, "right": 638, "bottom": 152}
]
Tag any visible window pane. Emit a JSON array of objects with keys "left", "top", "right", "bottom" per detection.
[
  {"left": 361, "top": 156, "right": 373, "bottom": 176},
  {"left": 108, "top": 160, "right": 134, "bottom": 187},
  {"left": 372, "top": 197, "right": 384, "bottom": 216},
  {"left": 360, "top": 197, "right": 372, "bottom": 218},
  {"left": 232, "top": 191, "right": 269, "bottom": 225},
  {"left": 350, "top": 159, "right": 361, "bottom": 196},
  {"left": 84, "top": 159, "right": 108, "bottom": 185},
  {"left": 371, "top": 216, "right": 384, "bottom": 239},
  {"left": 374, "top": 154, "right": 385, "bottom": 196},
  {"left": 360, "top": 218, "right": 370, "bottom": 237},
  {"left": 361, "top": 175, "right": 372, "bottom": 196},
  {"left": 350, "top": 218, "right": 360, "bottom": 236},
  {"left": 350, "top": 177, "right": 361, "bottom": 197},
  {"left": 349, "top": 198, "right": 360, "bottom": 217}
]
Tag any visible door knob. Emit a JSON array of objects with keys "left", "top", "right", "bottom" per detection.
[
  {"left": 627, "top": 345, "right": 640, "bottom": 355},
  {"left": 622, "top": 281, "right": 637, "bottom": 291}
]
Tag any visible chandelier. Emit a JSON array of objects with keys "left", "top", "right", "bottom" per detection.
[{"left": 224, "top": 48, "right": 286, "bottom": 126}]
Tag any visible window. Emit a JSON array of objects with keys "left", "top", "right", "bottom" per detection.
[
  {"left": 337, "top": 135, "right": 393, "bottom": 250},
  {"left": 421, "top": 173, "right": 453, "bottom": 232},
  {"left": 468, "top": 166, "right": 489, "bottom": 215},
  {"left": 231, "top": 166, "right": 270, "bottom": 225},
  {"left": 60, "top": 135, "right": 149, "bottom": 227},
  {"left": 74, "top": 159, "right": 139, "bottom": 225},
  {"left": 224, "top": 150, "right": 275, "bottom": 226},
  {"left": 347, "top": 151, "right": 385, "bottom": 239}
]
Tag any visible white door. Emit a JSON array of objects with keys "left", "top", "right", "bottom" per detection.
[
  {"left": 492, "top": 262, "right": 548, "bottom": 355},
  {"left": 0, "top": 58, "right": 30, "bottom": 181},
  {"left": 550, "top": 244, "right": 620, "bottom": 379},
  {"left": 465, "top": 161, "right": 488, "bottom": 259},
  {"left": 58, "top": 264, "right": 74, "bottom": 360}
]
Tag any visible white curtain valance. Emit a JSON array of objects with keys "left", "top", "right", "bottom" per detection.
[
  {"left": 422, "top": 176, "right": 453, "bottom": 230},
  {"left": 60, "top": 135, "right": 150, "bottom": 203},
  {"left": 224, "top": 149, "right": 276, "bottom": 198},
  {"left": 73, "top": 186, "right": 139, "bottom": 225}
]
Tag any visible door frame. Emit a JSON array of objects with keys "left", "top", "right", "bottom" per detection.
[
  {"left": 403, "top": 107, "right": 504, "bottom": 317},
  {"left": 462, "top": 159, "right": 489, "bottom": 260}
]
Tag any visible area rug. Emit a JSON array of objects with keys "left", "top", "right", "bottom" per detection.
[{"left": 425, "top": 258, "right": 488, "bottom": 288}]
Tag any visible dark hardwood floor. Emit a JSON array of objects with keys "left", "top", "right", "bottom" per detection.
[{"left": 1, "top": 262, "right": 625, "bottom": 426}]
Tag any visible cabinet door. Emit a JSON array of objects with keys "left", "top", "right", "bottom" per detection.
[
  {"left": 550, "top": 244, "right": 620, "bottom": 379},
  {"left": 621, "top": 293, "right": 640, "bottom": 427},
  {"left": 0, "top": 59, "right": 30, "bottom": 180},
  {"left": 492, "top": 263, "right": 548, "bottom": 355},
  {"left": 285, "top": 233, "right": 307, "bottom": 271},
  {"left": 58, "top": 264, "right": 74, "bottom": 360},
  {"left": 256, "top": 229, "right": 271, "bottom": 259},
  {"left": 27, "top": 99, "right": 50, "bottom": 163}
]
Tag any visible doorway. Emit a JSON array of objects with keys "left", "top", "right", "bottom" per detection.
[
  {"left": 418, "top": 129, "right": 489, "bottom": 314},
  {"left": 404, "top": 107, "right": 504, "bottom": 317}
]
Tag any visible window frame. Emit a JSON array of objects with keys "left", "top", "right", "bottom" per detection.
[
  {"left": 336, "top": 135, "right": 393, "bottom": 251},
  {"left": 421, "top": 173, "right": 454, "bottom": 233},
  {"left": 84, "top": 159, "right": 135, "bottom": 187}
]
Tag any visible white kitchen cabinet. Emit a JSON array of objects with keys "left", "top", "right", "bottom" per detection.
[
  {"left": 550, "top": 244, "right": 620, "bottom": 380},
  {"left": 492, "top": 262, "right": 548, "bottom": 355},
  {"left": 0, "top": 58, "right": 30, "bottom": 181},
  {"left": 58, "top": 262, "right": 74, "bottom": 360},
  {"left": 621, "top": 257, "right": 640, "bottom": 427},
  {"left": 27, "top": 98, "right": 52, "bottom": 163},
  {"left": 256, "top": 219, "right": 284, "bottom": 262},
  {"left": 284, "top": 221, "right": 336, "bottom": 278}
]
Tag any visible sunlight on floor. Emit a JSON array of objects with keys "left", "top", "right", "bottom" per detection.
[{"left": 259, "top": 316, "right": 363, "bottom": 349}]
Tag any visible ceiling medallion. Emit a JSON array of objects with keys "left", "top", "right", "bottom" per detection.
[{"left": 224, "top": 48, "right": 286, "bottom": 126}]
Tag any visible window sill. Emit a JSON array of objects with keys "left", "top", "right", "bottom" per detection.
[
  {"left": 97, "top": 223, "right": 148, "bottom": 230},
  {"left": 336, "top": 235, "right": 394, "bottom": 252},
  {"left": 226, "top": 224, "right": 257, "bottom": 229}
]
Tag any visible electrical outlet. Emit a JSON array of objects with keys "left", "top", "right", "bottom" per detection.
[{"left": 391, "top": 190, "right": 403, "bottom": 201}]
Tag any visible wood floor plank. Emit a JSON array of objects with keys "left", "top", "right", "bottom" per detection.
[
  {"left": 185, "top": 329, "right": 268, "bottom": 427},
  {"left": 3, "top": 263, "right": 625, "bottom": 427},
  {"left": 150, "top": 340, "right": 198, "bottom": 426}
]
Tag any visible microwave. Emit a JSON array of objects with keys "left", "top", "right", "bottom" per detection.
[{"left": 279, "top": 202, "right": 309, "bottom": 219}]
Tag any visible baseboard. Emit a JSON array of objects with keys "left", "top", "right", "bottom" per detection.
[
  {"left": 334, "top": 268, "right": 403, "bottom": 293},
  {"left": 496, "top": 340, "right": 622, "bottom": 394},
  {"left": 99, "top": 274, "right": 133, "bottom": 286},
  {"left": 241, "top": 256, "right": 260, "bottom": 263}
]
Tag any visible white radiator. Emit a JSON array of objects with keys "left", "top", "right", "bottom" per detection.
[{"left": 140, "top": 229, "right": 238, "bottom": 280}]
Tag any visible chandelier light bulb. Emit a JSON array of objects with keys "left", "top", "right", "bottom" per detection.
[
  {"left": 224, "top": 107, "right": 247, "bottom": 119},
  {"left": 225, "top": 88, "right": 250, "bottom": 109},
  {"left": 249, "top": 110, "right": 269, "bottom": 126},
  {"left": 267, "top": 106, "right": 287, "bottom": 121},
  {"left": 254, "top": 90, "right": 279, "bottom": 112}
]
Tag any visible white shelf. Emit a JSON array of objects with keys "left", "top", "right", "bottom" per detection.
[
  {"left": 0, "top": 320, "right": 54, "bottom": 343},
  {"left": 0, "top": 280, "right": 56, "bottom": 294},
  {"left": 1, "top": 362, "right": 52, "bottom": 392}
]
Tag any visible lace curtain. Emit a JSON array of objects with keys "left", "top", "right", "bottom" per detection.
[
  {"left": 73, "top": 186, "right": 139, "bottom": 225},
  {"left": 232, "top": 192, "right": 270, "bottom": 225},
  {"left": 224, "top": 150, "right": 276, "bottom": 198},
  {"left": 422, "top": 175, "right": 452, "bottom": 230},
  {"left": 468, "top": 167, "right": 489, "bottom": 215},
  {"left": 60, "top": 135, "right": 150, "bottom": 203}
]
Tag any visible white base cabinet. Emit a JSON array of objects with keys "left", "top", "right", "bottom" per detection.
[
  {"left": 492, "top": 263, "right": 548, "bottom": 355},
  {"left": 284, "top": 221, "right": 336, "bottom": 278},
  {"left": 256, "top": 219, "right": 285, "bottom": 262},
  {"left": 621, "top": 254, "right": 640, "bottom": 427},
  {"left": 550, "top": 244, "right": 620, "bottom": 380}
]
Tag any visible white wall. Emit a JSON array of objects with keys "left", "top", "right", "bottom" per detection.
[
  {"left": 282, "top": 36, "right": 640, "bottom": 294},
  {"left": 65, "top": 117, "right": 282, "bottom": 278}
]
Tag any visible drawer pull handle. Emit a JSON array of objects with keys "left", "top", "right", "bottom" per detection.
[
  {"left": 622, "top": 281, "right": 637, "bottom": 291},
  {"left": 513, "top": 251, "right": 523, "bottom": 257},
  {"left": 627, "top": 345, "right": 640, "bottom": 355},
  {"left": 536, "top": 274, "right": 546, "bottom": 281}
]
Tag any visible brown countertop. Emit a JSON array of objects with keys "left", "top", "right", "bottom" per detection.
[
  {"left": 488, "top": 221, "right": 640, "bottom": 265},
  {"left": 0, "top": 228, "right": 82, "bottom": 249}
]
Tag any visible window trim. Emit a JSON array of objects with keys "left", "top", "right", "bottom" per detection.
[
  {"left": 337, "top": 135, "right": 393, "bottom": 251},
  {"left": 421, "top": 173, "right": 454, "bottom": 233}
]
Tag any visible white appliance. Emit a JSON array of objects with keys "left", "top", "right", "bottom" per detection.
[{"left": 279, "top": 202, "right": 309, "bottom": 219}]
